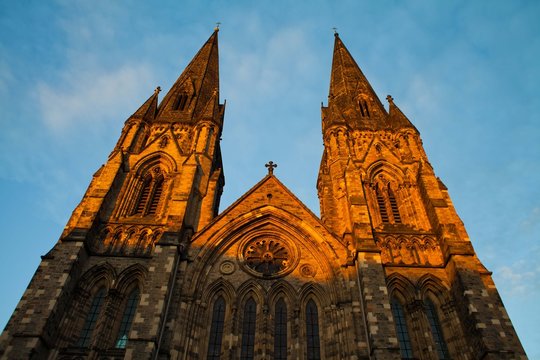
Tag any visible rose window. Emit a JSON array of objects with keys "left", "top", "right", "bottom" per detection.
[{"left": 243, "top": 238, "right": 290, "bottom": 276}]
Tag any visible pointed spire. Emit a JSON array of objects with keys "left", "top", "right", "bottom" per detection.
[
  {"left": 325, "top": 33, "right": 387, "bottom": 131},
  {"left": 386, "top": 95, "right": 418, "bottom": 133},
  {"left": 157, "top": 29, "right": 220, "bottom": 123},
  {"left": 130, "top": 86, "right": 160, "bottom": 121}
]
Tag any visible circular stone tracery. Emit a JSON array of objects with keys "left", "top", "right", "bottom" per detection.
[{"left": 242, "top": 238, "right": 293, "bottom": 277}]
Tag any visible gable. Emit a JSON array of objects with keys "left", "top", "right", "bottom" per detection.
[{"left": 185, "top": 176, "right": 352, "bottom": 295}]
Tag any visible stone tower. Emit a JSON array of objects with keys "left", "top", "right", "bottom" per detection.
[
  {"left": 0, "top": 31, "right": 526, "bottom": 359},
  {"left": 317, "top": 33, "right": 526, "bottom": 359},
  {"left": 0, "top": 30, "right": 225, "bottom": 358}
]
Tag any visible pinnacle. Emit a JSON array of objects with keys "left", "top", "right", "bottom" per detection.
[
  {"left": 130, "top": 88, "right": 159, "bottom": 121},
  {"left": 386, "top": 95, "right": 418, "bottom": 132}
]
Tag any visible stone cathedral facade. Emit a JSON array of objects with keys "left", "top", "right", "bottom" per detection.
[{"left": 0, "top": 30, "right": 527, "bottom": 359}]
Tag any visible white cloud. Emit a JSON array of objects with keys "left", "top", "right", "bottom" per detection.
[
  {"left": 497, "top": 256, "right": 540, "bottom": 297},
  {"left": 36, "top": 64, "right": 154, "bottom": 133}
]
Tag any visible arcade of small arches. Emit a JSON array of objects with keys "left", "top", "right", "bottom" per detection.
[{"left": 93, "top": 225, "right": 162, "bottom": 256}]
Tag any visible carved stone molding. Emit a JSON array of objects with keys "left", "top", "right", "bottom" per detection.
[
  {"left": 375, "top": 234, "right": 443, "bottom": 266},
  {"left": 92, "top": 225, "right": 162, "bottom": 257}
]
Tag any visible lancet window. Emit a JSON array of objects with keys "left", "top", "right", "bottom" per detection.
[
  {"left": 306, "top": 299, "right": 321, "bottom": 360},
  {"left": 132, "top": 169, "right": 164, "bottom": 216},
  {"left": 76, "top": 287, "right": 107, "bottom": 348},
  {"left": 390, "top": 298, "right": 413, "bottom": 359},
  {"left": 274, "top": 298, "right": 288, "bottom": 360},
  {"left": 115, "top": 288, "right": 140, "bottom": 349},
  {"left": 207, "top": 296, "right": 226, "bottom": 360},
  {"left": 358, "top": 99, "right": 370, "bottom": 117},
  {"left": 425, "top": 299, "right": 450, "bottom": 359},
  {"left": 174, "top": 92, "right": 189, "bottom": 111},
  {"left": 240, "top": 298, "right": 257, "bottom": 360}
]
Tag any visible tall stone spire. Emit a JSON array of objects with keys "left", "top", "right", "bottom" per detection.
[
  {"left": 323, "top": 33, "right": 388, "bottom": 131},
  {"left": 156, "top": 30, "right": 220, "bottom": 123}
]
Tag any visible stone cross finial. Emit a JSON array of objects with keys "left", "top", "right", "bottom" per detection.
[
  {"left": 155, "top": 86, "right": 161, "bottom": 94},
  {"left": 265, "top": 161, "right": 277, "bottom": 175},
  {"left": 386, "top": 95, "right": 394, "bottom": 104}
]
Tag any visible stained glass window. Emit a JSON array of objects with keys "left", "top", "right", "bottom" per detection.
[
  {"left": 274, "top": 298, "right": 287, "bottom": 360},
  {"left": 391, "top": 298, "right": 413, "bottom": 359},
  {"left": 76, "top": 287, "right": 106, "bottom": 348},
  {"left": 425, "top": 299, "right": 450, "bottom": 359},
  {"left": 240, "top": 298, "right": 257, "bottom": 360},
  {"left": 306, "top": 300, "right": 321, "bottom": 360},
  {"left": 115, "top": 288, "right": 140, "bottom": 349},
  {"left": 207, "top": 296, "right": 226, "bottom": 360}
]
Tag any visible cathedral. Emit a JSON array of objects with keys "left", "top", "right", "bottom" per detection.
[{"left": 0, "top": 29, "right": 527, "bottom": 359}]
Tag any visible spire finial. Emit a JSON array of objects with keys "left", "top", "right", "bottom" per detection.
[
  {"left": 332, "top": 27, "right": 339, "bottom": 37},
  {"left": 215, "top": 22, "right": 221, "bottom": 31},
  {"left": 386, "top": 95, "right": 394, "bottom": 104},
  {"left": 155, "top": 86, "right": 161, "bottom": 94},
  {"left": 265, "top": 161, "right": 277, "bottom": 175}
]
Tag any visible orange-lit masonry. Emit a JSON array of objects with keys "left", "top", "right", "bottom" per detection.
[{"left": 0, "top": 30, "right": 526, "bottom": 359}]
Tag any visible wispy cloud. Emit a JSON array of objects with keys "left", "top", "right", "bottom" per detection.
[
  {"left": 497, "top": 253, "right": 540, "bottom": 297},
  {"left": 36, "top": 64, "right": 154, "bottom": 133}
]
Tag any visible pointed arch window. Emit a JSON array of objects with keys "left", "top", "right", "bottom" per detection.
[
  {"left": 132, "top": 171, "right": 164, "bottom": 216},
  {"left": 207, "top": 296, "right": 226, "bottom": 360},
  {"left": 76, "top": 287, "right": 106, "bottom": 348},
  {"left": 306, "top": 300, "right": 321, "bottom": 360},
  {"left": 424, "top": 299, "right": 450, "bottom": 359},
  {"left": 390, "top": 298, "right": 413, "bottom": 359},
  {"left": 240, "top": 298, "right": 257, "bottom": 360},
  {"left": 115, "top": 288, "right": 140, "bottom": 349},
  {"left": 274, "top": 298, "right": 288, "bottom": 360}
]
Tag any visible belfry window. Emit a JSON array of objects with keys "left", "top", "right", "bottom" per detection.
[
  {"left": 388, "top": 186, "right": 401, "bottom": 223},
  {"left": 306, "top": 300, "right": 321, "bottom": 360},
  {"left": 132, "top": 171, "right": 164, "bottom": 216},
  {"left": 425, "top": 299, "right": 450, "bottom": 359},
  {"left": 274, "top": 298, "right": 288, "bottom": 360},
  {"left": 147, "top": 177, "right": 163, "bottom": 215},
  {"left": 135, "top": 178, "right": 152, "bottom": 214},
  {"left": 240, "top": 298, "right": 257, "bottom": 360},
  {"left": 76, "top": 287, "right": 106, "bottom": 348},
  {"left": 115, "top": 288, "right": 140, "bottom": 349},
  {"left": 375, "top": 183, "right": 402, "bottom": 225},
  {"left": 376, "top": 186, "right": 389, "bottom": 223},
  {"left": 390, "top": 298, "right": 413, "bottom": 359},
  {"left": 207, "top": 296, "right": 226, "bottom": 360}
]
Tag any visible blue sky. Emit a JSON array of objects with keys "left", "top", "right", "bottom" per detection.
[{"left": 1, "top": 0, "right": 539, "bottom": 356}]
